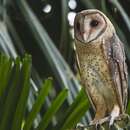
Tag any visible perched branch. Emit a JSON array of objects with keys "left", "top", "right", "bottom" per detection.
[{"left": 70, "top": 114, "right": 130, "bottom": 130}]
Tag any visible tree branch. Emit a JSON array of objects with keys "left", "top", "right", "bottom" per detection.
[{"left": 70, "top": 114, "right": 130, "bottom": 130}]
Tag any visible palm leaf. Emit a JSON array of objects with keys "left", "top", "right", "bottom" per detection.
[{"left": 0, "top": 0, "right": 129, "bottom": 130}]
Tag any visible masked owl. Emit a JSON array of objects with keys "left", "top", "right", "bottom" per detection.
[{"left": 74, "top": 9, "right": 128, "bottom": 125}]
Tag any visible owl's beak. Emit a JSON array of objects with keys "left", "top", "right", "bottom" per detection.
[
  {"left": 83, "top": 33, "right": 87, "bottom": 41},
  {"left": 82, "top": 30, "right": 91, "bottom": 42}
]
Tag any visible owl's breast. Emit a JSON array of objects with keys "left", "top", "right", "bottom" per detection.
[{"left": 75, "top": 41, "right": 117, "bottom": 111}]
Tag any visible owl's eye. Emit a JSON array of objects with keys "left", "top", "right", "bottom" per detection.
[{"left": 90, "top": 20, "right": 99, "bottom": 27}]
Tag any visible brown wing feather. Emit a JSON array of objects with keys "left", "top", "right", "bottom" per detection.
[{"left": 102, "top": 33, "right": 128, "bottom": 112}]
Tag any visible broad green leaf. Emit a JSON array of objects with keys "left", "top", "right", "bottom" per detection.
[
  {"left": 64, "top": 88, "right": 88, "bottom": 117},
  {"left": 0, "top": 55, "right": 13, "bottom": 118},
  {"left": 61, "top": 98, "right": 89, "bottom": 130},
  {"left": 0, "top": 55, "right": 12, "bottom": 97},
  {"left": 60, "top": 0, "right": 70, "bottom": 59},
  {"left": 0, "top": 57, "right": 21, "bottom": 130},
  {"left": 23, "top": 78, "right": 52, "bottom": 130},
  {"left": 56, "top": 88, "right": 89, "bottom": 129},
  {"left": 37, "top": 89, "right": 68, "bottom": 130},
  {"left": 17, "top": 0, "right": 81, "bottom": 105},
  {"left": 110, "top": 0, "right": 130, "bottom": 33},
  {"left": 11, "top": 55, "right": 31, "bottom": 130}
]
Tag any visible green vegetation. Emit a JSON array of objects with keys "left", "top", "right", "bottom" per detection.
[{"left": 0, "top": 0, "right": 129, "bottom": 130}]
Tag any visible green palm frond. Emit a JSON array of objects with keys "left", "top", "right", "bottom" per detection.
[
  {"left": 0, "top": 54, "right": 89, "bottom": 130},
  {"left": 0, "top": 0, "right": 130, "bottom": 130}
]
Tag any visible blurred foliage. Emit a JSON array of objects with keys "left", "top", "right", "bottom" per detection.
[
  {"left": 0, "top": 54, "right": 89, "bottom": 130},
  {"left": 0, "top": 0, "right": 130, "bottom": 130}
]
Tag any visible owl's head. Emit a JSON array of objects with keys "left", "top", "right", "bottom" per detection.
[{"left": 74, "top": 9, "right": 115, "bottom": 43}]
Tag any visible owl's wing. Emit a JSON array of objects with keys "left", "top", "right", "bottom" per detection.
[{"left": 102, "top": 33, "right": 128, "bottom": 112}]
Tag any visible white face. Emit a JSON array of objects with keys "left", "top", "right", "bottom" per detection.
[{"left": 74, "top": 11, "right": 107, "bottom": 43}]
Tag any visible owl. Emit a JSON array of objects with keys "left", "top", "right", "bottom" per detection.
[{"left": 74, "top": 9, "right": 128, "bottom": 126}]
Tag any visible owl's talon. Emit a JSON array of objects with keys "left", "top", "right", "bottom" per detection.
[{"left": 90, "top": 116, "right": 109, "bottom": 126}]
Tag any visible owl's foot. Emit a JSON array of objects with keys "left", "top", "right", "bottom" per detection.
[
  {"left": 89, "top": 116, "right": 109, "bottom": 129},
  {"left": 90, "top": 116, "right": 109, "bottom": 125}
]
